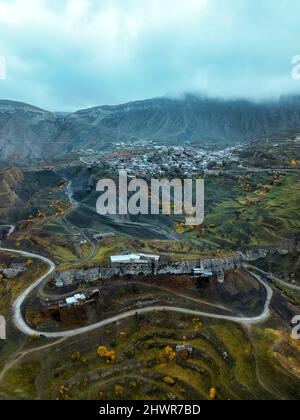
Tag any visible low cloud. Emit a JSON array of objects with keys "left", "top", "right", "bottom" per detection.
[{"left": 0, "top": 0, "right": 299, "bottom": 110}]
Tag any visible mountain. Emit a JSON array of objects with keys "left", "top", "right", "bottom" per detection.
[
  {"left": 1, "top": 95, "right": 300, "bottom": 164},
  {"left": 0, "top": 101, "right": 61, "bottom": 164},
  {"left": 0, "top": 167, "right": 24, "bottom": 219}
]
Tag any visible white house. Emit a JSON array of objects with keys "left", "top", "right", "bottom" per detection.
[
  {"left": 65, "top": 293, "right": 86, "bottom": 306},
  {"left": 110, "top": 253, "right": 160, "bottom": 264}
]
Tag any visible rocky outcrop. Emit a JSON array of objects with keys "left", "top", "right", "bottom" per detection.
[
  {"left": 1, "top": 263, "right": 27, "bottom": 279},
  {"left": 54, "top": 270, "right": 76, "bottom": 288},
  {"left": 53, "top": 247, "right": 295, "bottom": 288},
  {"left": 53, "top": 255, "right": 242, "bottom": 288},
  {"left": 241, "top": 247, "right": 290, "bottom": 262},
  {"left": 75, "top": 268, "right": 99, "bottom": 283}
]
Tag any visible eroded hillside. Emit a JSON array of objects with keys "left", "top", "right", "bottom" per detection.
[{"left": 0, "top": 168, "right": 23, "bottom": 219}]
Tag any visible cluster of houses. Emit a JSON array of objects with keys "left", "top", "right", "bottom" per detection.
[
  {"left": 100, "top": 144, "right": 241, "bottom": 178},
  {"left": 77, "top": 143, "right": 241, "bottom": 178}
]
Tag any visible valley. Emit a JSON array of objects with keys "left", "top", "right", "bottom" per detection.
[{"left": 0, "top": 125, "right": 300, "bottom": 400}]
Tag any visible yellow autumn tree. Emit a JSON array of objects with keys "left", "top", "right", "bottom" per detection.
[
  {"left": 175, "top": 222, "right": 185, "bottom": 234},
  {"left": 210, "top": 388, "right": 216, "bottom": 400},
  {"left": 291, "top": 159, "right": 297, "bottom": 168},
  {"left": 58, "top": 385, "right": 70, "bottom": 400},
  {"left": 164, "top": 346, "right": 177, "bottom": 361},
  {"left": 97, "top": 345, "right": 116, "bottom": 363},
  {"left": 192, "top": 318, "right": 202, "bottom": 330}
]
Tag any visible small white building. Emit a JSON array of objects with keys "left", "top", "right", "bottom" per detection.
[
  {"left": 93, "top": 233, "right": 116, "bottom": 241},
  {"left": 65, "top": 293, "right": 86, "bottom": 306},
  {"left": 110, "top": 253, "right": 160, "bottom": 264},
  {"left": 193, "top": 268, "right": 213, "bottom": 278}
]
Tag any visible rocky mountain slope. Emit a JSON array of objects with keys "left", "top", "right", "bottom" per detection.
[
  {"left": 1, "top": 95, "right": 300, "bottom": 164},
  {"left": 0, "top": 167, "right": 24, "bottom": 218}
]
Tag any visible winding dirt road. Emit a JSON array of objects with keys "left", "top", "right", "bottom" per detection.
[
  {"left": 0, "top": 229, "right": 273, "bottom": 339},
  {"left": 0, "top": 246, "right": 56, "bottom": 337},
  {"left": 248, "top": 265, "right": 300, "bottom": 292}
]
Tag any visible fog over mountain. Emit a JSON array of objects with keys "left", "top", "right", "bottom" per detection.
[{"left": 1, "top": 94, "right": 300, "bottom": 165}]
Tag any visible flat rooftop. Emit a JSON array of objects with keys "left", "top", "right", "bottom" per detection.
[{"left": 110, "top": 253, "right": 160, "bottom": 264}]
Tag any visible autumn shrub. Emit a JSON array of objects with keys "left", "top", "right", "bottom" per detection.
[
  {"left": 70, "top": 351, "right": 81, "bottom": 361},
  {"left": 97, "top": 345, "right": 116, "bottom": 363},
  {"left": 114, "top": 384, "right": 124, "bottom": 397},
  {"left": 163, "top": 376, "right": 177, "bottom": 386}
]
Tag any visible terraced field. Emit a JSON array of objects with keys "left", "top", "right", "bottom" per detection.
[
  {"left": 194, "top": 173, "right": 300, "bottom": 249},
  {"left": 1, "top": 312, "right": 300, "bottom": 400}
]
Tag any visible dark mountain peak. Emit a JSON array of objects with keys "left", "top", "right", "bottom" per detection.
[{"left": 1, "top": 95, "right": 300, "bottom": 165}]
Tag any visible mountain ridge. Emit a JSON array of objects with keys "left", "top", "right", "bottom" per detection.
[{"left": 1, "top": 94, "right": 300, "bottom": 165}]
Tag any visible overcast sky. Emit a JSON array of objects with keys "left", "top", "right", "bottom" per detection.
[{"left": 0, "top": 0, "right": 299, "bottom": 111}]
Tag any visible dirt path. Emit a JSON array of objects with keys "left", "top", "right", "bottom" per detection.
[
  {"left": 0, "top": 338, "right": 66, "bottom": 385},
  {"left": 133, "top": 280, "right": 233, "bottom": 313},
  {"left": 244, "top": 326, "right": 284, "bottom": 400},
  {"left": 0, "top": 246, "right": 56, "bottom": 336},
  {"left": 249, "top": 265, "right": 300, "bottom": 292}
]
